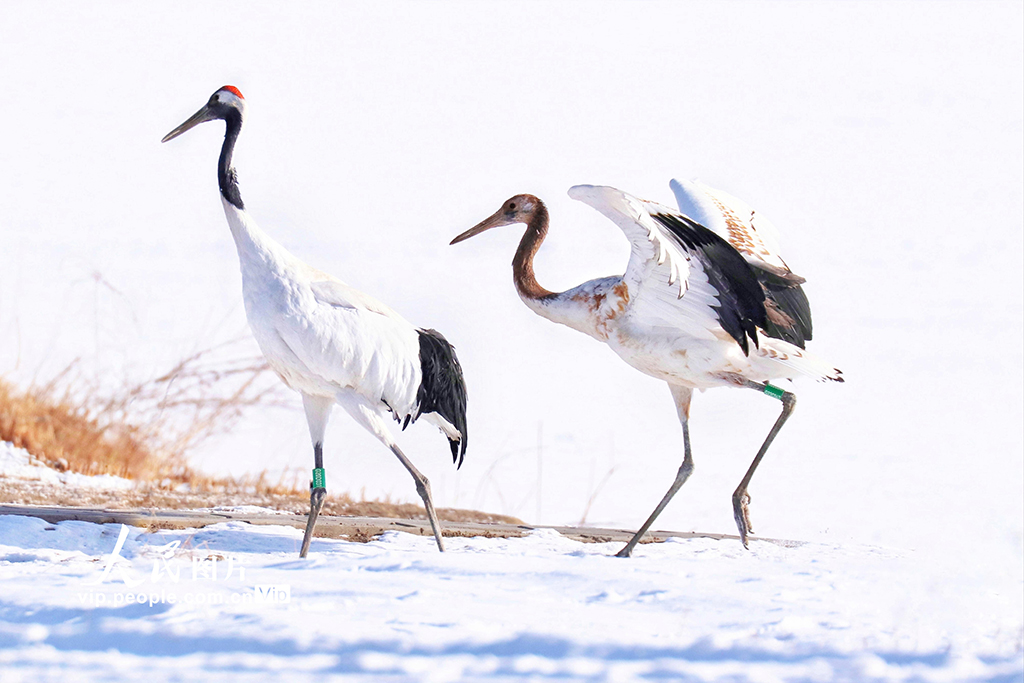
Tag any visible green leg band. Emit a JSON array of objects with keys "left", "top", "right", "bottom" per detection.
[
  {"left": 763, "top": 383, "right": 786, "bottom": 400},
  {"left": 312, "top": 467, "right": 326, "bottom": 489}
]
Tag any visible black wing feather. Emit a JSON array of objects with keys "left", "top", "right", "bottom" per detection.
[
  {"left": 415, "top": 328, "right": 468, "bottom": 468},
  {"left": 751, "top": 264, "right": 813, "bottom": 348},
  {"left": 651, "top": 213, "right": 768, "bottom": 355}
]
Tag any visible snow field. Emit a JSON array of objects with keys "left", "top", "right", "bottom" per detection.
[{"left": 0, "top": 513, "right": 1020, "bottom": 682}]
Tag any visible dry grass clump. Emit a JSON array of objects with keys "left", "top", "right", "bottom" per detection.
[
  {"left": 0, "top": 340, "right": 284, "bottom": 489},
  {"left": 0, "top": 341, "right": 522, "bottom": 525},
  {"left": 0, "top": 377, "right": 154, "bottom": 478}
]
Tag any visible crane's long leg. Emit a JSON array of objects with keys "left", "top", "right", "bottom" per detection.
[
  {"left": 299, "top": 394, "right": 333, "bottom": 558},
  {"left": 732, "top": 380, "right": 797, "bottom": 548},
  {"left": 389, "top": 444, "right": 445, "bottom": 552},
  {"left": 299, "top": 442, "right": 326, "bottom": 558},
  {"left": 336, "top": 393, "right": 446, "bottom": 552},
  {"left": 616, "top": 385, "right": 694, "bottom": 558}
]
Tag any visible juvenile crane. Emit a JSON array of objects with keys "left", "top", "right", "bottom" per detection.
[
  {"left": 163, "top": 86, "right": 467, "bottom": 557},
  {"left": 452, "top": 182, "right": 841, "bottom": 557}
]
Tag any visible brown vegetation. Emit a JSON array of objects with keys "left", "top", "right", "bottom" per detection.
[
  {"left": 0, "top": 342, "right": 520, "bottom": 526},
  {"left": 0, "top": 342, "right": 279, "bottom": 487}
]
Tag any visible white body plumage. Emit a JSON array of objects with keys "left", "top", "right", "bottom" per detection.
[
  {"left": 224, "top": 199, "right": 421, "bottom": 422},
  {"left": 520, "top": 185, "right": 840, "bottom": 390}
]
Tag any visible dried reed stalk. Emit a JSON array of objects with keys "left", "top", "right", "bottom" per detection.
[{"left": 0, "top": 339, "right": 289, "bottom": 491}]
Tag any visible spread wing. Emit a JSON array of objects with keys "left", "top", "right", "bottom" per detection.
[
  {"left": 670, "top": 178, "right": 813, "bottom": 347},
  {"left": 568, "top": 184, "right": 767, "bottom": 355},
  {"left": 670, "top": 178, "right": 789, "bottom": 273}
]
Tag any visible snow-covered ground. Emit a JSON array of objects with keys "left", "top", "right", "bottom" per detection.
[
  {"left": 0, "top": 442, "right": 134, "bottom": 491},
  {"left": 1, "top": 422, "right": 1021, "bottom": 680},
  {"left": 1, "top": 1, "right": 1021, "bottom": 680},
  {"left": 1, "top": 513, "right": 1020, "bottom": 682}
]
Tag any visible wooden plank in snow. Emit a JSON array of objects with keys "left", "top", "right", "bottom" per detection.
[{"left": 0, "top": 504, "right": 803, "bottom": 547}]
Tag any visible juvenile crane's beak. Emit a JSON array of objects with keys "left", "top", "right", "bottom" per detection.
[
  {"left": 161, "top": 103, "right": 217, "bottom": 143},
  {"left": 450, "top": 209, "right": 513, "bottom": 245}
]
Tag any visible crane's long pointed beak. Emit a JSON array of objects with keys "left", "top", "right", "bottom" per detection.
[
  {"left": 161, "top": 104, "right": 217, "bottom": 143},
  {"left": 450, "top": 211, "right": 509, "bottom": 245}
]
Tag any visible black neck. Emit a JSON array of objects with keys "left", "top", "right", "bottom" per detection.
[{"left": 218, "top": 111, "right": 244, "bottom": 209}]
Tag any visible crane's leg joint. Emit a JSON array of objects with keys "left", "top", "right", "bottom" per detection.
[{"left": 762, "top": 383, "right": 796, "bottom": 411}]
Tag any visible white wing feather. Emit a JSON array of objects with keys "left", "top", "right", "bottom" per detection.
[
  {"left": 670, "top": 178, "right": 789, "bottom": 273},
  {"left": 567, "top": 184, "right": 723, "bottom": 342},
  {"left": 309, "top": 276, "right": 408, "bottom": 321}
]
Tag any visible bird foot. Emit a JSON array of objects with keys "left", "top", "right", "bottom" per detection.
[
  {"left": 732, "top": 490, "right": 754, "bottom": 549},
  {"left": 299, "top": 487, "right": 327, "bottom": 558},
  {"left": 742, "top": 492, "right": 754, "bottom": 535}
]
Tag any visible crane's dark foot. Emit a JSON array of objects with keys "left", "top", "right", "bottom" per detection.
[
  {"left": 616, "top": 527, "right": 648, "bottom": 557},
  {"left": 742, "top": 491, "right": 754, "bottom": 535},
  {"left": 299, "top": 487, "right": 327, "bottom": 558},
  {"left": 732, "top": 489, "right": 753, "bottom": 548}
]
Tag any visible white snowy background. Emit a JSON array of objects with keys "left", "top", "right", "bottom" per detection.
[{"left": 0, "top": 1, "right": 1021, "bottom": 681}]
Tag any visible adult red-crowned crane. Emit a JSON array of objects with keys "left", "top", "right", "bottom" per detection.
[
  {"left": 162, "top": 86, "right": 467, "bottom": 557},
  {"left": 452, "top": 181, "right": 841, "bottom": 557}
]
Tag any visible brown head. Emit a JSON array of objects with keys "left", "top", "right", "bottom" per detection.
[{"left": 450, "top": 195, "right": 546, "bottom": 245}]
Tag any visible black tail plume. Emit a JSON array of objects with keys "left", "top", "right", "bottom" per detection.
[{"left": 416, "top": 328, "right": 468, "bottom": 468}]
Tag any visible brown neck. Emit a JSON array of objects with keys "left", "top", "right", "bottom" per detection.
[{"left": 513, "top": 203, "right": 556, "bottom": 300}]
